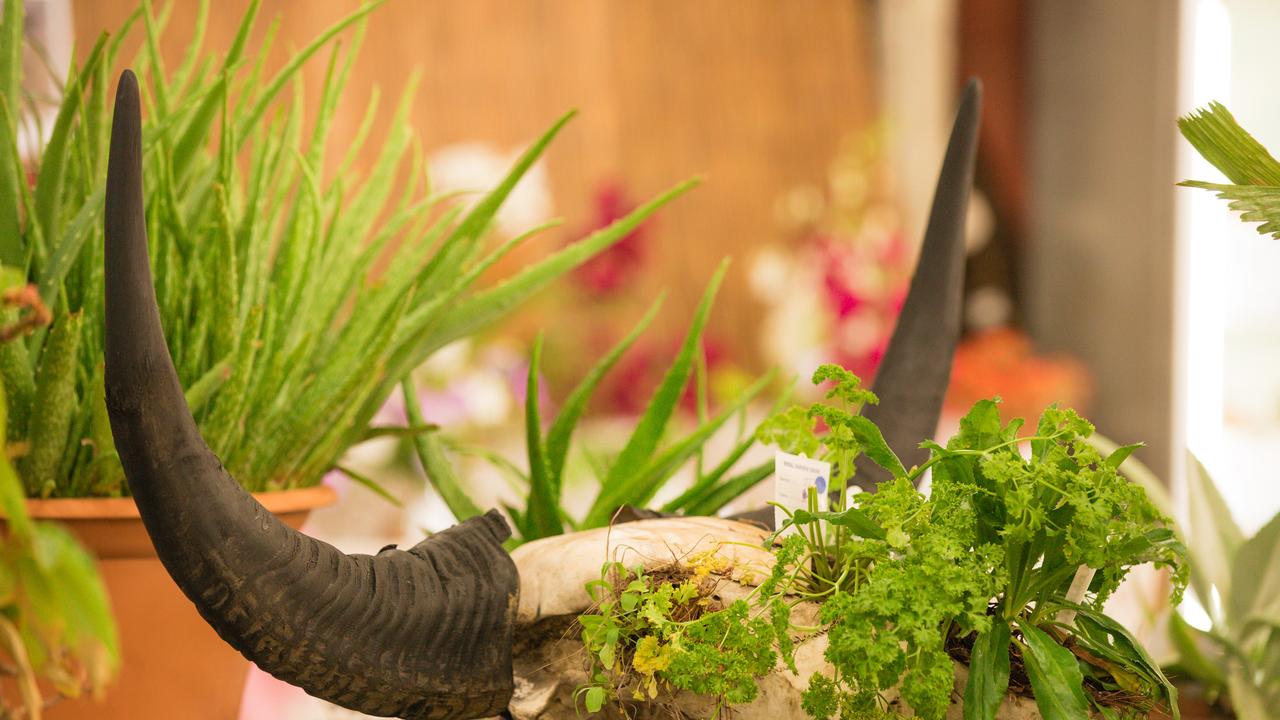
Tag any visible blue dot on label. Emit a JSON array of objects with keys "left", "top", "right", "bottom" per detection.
[
  {"left": 801, "top": 488, "right": 808, "bottom": 500},
  {"left": 815, "top": 475, "right": 827, "bottom": 494}
]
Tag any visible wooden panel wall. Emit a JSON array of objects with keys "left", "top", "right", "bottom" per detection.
[{"left": 71, "top": 0, "right": 876, "bottom": 373}]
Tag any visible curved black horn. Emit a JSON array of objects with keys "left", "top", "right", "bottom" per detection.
[
  {"left": 857, "top": 78, "right": 982, "bottom": 489},
  {"left": 104, "top": 70, "right": 517, "bottom": 720}
]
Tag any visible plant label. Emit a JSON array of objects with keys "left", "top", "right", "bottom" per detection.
[{"left": 774, "top": 451, "right": 831, "bottom": 537}]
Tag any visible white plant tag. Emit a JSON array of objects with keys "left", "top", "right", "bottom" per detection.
[{"left": 774, "top": 451, "right": 832, "bottom": 537}]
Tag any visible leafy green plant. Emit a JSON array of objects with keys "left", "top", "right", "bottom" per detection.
[
  {"left": 1176, "top": 101, "right": 1280, "bottom": 720},
  {"left": 405, "top": 261, "right": 778, "bottom": 543},
  {"left": 561, "top": 367, "right": 1183, "bottom": 718},
  {"left": 755, "top": 368, "right": 1185, "bottom": 720},
  {"left": 1105, "top": 441, "right": 1280, "bottom": 720},
  {"left": 1180, "top": 102, "right": 1280, "bottom": 238},
  {"left": 0, "top": 273, "right": 116, "bottom": 719},
  {"left": 4, "top": 0, "right": 694, "bottom": 498},
  {"left": 1168, "top": 458, "right": 1280, "bottom": 720},
  {"left": 575, "top": 554, "right": 791, "bottom": 716}
]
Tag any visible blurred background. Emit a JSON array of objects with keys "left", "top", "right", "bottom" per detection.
[{"left": 16, "top": 0, "right": 1280, "bottom": 715}]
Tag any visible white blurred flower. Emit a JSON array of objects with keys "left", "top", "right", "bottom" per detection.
[{"left": 427, "top": 142, "right": 554, "bottom": 238}]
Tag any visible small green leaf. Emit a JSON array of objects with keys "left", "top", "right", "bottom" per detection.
[
  {"left": 963, "top": 622, "right": 1011, "bottom": 720},
  {"left": 1017, "top": 621, "right": 1091, "bottom": 720},
  {"left": 791, "top": 506, "right": 886, "bottom": 541},
  {"left": 1167, "top": 612, "right": 1225, "bottom": 690},
  {"left": 847, "top": 414, "right": 907, "bottom": 479},
  {"left": 1103, "top": 442, "right": 1143, "bottom": 470},
  {"left": 1185, "top": 451, "right": 1243, "bottom": 617},
  {"left": 1228, "top": 510, "right": 1280, "bottom": 632},
  {"left": 956, "top": 398, "right": 1004, "bottom": 450},
  {"left": 585, "top": 685, "right": 605, "bottom": 712}
]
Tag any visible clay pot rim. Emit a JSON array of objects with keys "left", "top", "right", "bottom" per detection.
[{"left": 21, "top": 484, "right": 338, "bottom": 520}]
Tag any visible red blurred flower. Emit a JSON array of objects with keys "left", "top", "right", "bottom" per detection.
[{"left": 571, "top": 181, "right": 650, "bottom": 296}]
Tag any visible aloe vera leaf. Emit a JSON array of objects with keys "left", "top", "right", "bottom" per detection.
[
  {"left": 171, "top": 73, "right": 226, "bottom": 184},
  {"left": 446, "top": 108, "right": 574, "bottom": 246},
  {"left": 406, "top": 110, "right": 576, "bottom": 312},
  {"left": 203, "top": 305, "right": 262, "bottom": 454},
  {"left": 413, "top": 177, "right": 700, "bottom": 362},
  {"left": 36, "top": 185, "right": 104, "bottom": 304},
  {"left": 32, "top": 38, "right": 105, "bottom": 281},
  {"left": 545, "top": 294, "right": 664, "bottom": 488},
  {"left": 682, "top": 460, "right": 774, "bottom": 517},
  {"left": 587, "top": 369, "right": 772, "bottom": 525},
  {"left": 402, "top": 377, "right": 484, "bottom": 522},
  {"left": 20, "top": 311, "right": 82, "bottom": 497},
  {"left": 0, "top": 306, "right": 34, "bottom": 440},
  {"left": 523, "top": 335, "right": 562, "bottom": 539},
  {"left": 258, "top": 293, "right": 407, "bottom": 481},
  {"left": 334, "top": 84, "right": 381, "bottom": 180},
  {"left": 0, "top": 384, "right": 33, "bottom": 537},
  {"left": 396, "top": 219, "right": 563, "bottom": 344},
  {"left": 184, "top": 356, "right": 232, "bottom": 416},
  {"left": 84, "top": 363, "right": 124, "bottom": 495},
  {"left": 235, "top": 2, "right": 382, "bottom": 139},
  {"left": 586, "top": 260, "right": 727, "bottom": 519},
  {"left": 0, "top": 95, "right": 23, "bottom": 265},
  {"left": 0, "top": 0, "right": 20, "bottom": 141},
  {"left": 661, "top": 431, "right": 754, "bottom": 514},
  {"left": 307, "top": 17, "right": 367, "bottom": 175},
  {"left": 140, "top": 0, "right": 172, "bottom": 116},
  {"left": 441, "top": 438, "right": 530, "bottom": 495},
  {"left": 166, "top": 0, "right": 208, "bottom": 99}
]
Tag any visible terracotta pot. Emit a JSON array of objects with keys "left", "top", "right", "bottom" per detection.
[{"left": 22, "top": 486, "right": 337, "bottom": 720}]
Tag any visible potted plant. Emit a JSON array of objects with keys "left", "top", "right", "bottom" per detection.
[{"left": 2, "top": 0, "right": 694, "bottom": 716}]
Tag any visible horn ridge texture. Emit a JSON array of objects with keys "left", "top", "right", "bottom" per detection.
[
  {"left": 857, "top": 78, "right": 982, "bottom": 490},
  {"left": 104, "top": 69, "right": 518, "bottom": 720}
]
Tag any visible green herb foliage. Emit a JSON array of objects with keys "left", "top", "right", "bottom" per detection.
[
  {"left": 755, "top": 371, "right": 1186, "bottom": 720},
  {"left": 5, "top": 0, "right": 695, "bottom": 497},
  {"left": 576, "top": 557, "right": 791, "bottom": 716}
]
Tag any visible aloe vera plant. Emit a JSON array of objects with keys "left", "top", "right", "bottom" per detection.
[
  {"left": 407, "top": 260, "right": 779, "bottom": 543},
  {"left": 4, "top": 0, "right": 694, "bottom": 497}
]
